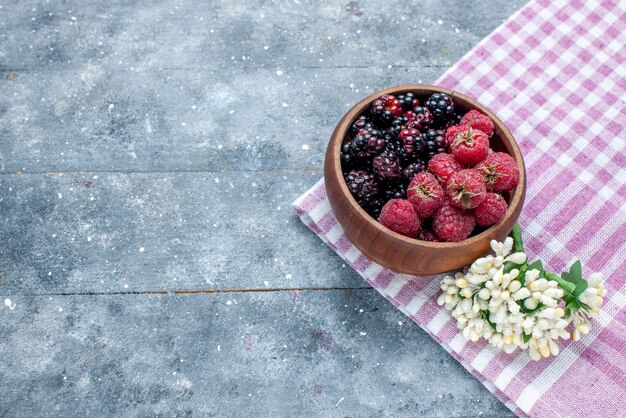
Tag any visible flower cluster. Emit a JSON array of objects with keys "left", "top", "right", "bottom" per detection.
[{"left": 438, "top": 225, "right": 608, "bottom": 361}]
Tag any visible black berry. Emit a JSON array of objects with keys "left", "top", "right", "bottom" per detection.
[
  {"left": 408, "top": 106, "right": 434, "bottom": 130},
  {"left": 397, "top": 92, "right": 418, "bottom": 111},
  {"left": 345, "top": 170, "right": 381, "bottom": 210},
  {"left": 370, "top": 95, "right": 403, "bottom": 126},
  {"left": 372, "top": 151, "right": 402, "bottom": 183},
  {"left": 382, "top": 183, "right": 407, "bottom": 201},
  {"left": 402, "top": 161, "right": 427, "bottom": 183},
  {"left": 423, "top": 129, "right": 447, "bottom": 158},
  {"left": 397, "top": 128, "right": 425, "bottom": 164},
  {"left": 425, "top": 92, "right": 455, "bottom": 120},
  {"left": 350, "top": 128, "right": 385, "bottom": 160},
  {"left": 349, "top": 115, "right": 374, "bottom": 136}
]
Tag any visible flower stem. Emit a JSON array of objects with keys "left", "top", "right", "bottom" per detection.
[
  {"left": 511, "top": 223, "right": 524, "bottom": 253},
  {"left": 544, "top": 271, "right": 576, "bottom": 295}
]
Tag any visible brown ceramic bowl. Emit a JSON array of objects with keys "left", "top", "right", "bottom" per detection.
[{"left": 324, "top": 85, "right": 526, "bottom": 275}]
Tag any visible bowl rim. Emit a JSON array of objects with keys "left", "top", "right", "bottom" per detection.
[{"left": 328, "top": 84, "right": 526, "bottom": 248}]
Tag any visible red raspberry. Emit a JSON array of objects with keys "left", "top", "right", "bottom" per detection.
[
  {"left": 427, "top": 153, "right": 464, "bottom": 187},
  {"left": 446, "top": 169, "right": 487, "bottom": 209},
  {"left": 378, "top": 199, "right": 421, "bottom": 238},
  {"left": 432, "top": 204, "right": 476, "bottom": 242},
  {"left": 460, "top": 110, "right": 495, "bottom": 137},
  {"left": 446, "top": 125, "right": 489, "bottom": 166},
  {"left": 419, "top": 227, "right": 439, "bottom": 242},
  {"left": 475, "top": 152, "right": 519, "bottom": 192},
  {"left": 407, "top": 172, "right": 446, "bottom": 218},
  {"left": 474, "top": 193, "right": 508, "bottom": 226}
]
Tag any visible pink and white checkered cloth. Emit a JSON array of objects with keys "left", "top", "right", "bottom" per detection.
[{"left": 293, "top": 0, "right": 626, "bottom": 416}]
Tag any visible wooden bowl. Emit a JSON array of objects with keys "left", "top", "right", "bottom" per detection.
[{"left": 324, "top": 85, "right": 526, "bottom": 275}]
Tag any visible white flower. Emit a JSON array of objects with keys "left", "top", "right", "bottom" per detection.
[
  {"left": 437, "top": 235, "right": 607, "bottom": 362},
  {"left": 520, "top": 269, "right": 564, "bottom": 309},
  {"left": 528, "top": 336, "right": 561, "bottom": 361},
  {"left": 506, "top": 252, "right": 527, "bottom": 265},
  {"left": 578, "top": 272, "right": 607, "bottom": 315},
  {"left": 571, "top": 310, "right": 592, "bottom": 341},
  {"left": 570, "top": 272, "right": 606, "bottom": 340},
  {"left": 437, "top": 275, "right": 461, "bottom": 310},
  {"left": 490, "top": 237, "right": 513, "bottom": 257}
]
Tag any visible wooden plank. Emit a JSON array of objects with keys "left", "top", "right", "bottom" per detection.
[
  {"left": 0, "top": 171, "right": 364, "bottom": 293},
  {"left": 0, "top": 289, "right": 514, "bottom": 417}
]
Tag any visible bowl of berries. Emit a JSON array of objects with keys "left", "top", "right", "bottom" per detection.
[{"left": 324, "top": 85, "right": 526, "bottom": 275}]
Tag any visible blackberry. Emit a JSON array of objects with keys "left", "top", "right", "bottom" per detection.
[
  {"left": 341, "top": 140, "right": 357, "bottom": 172},
  {"left": 370, "top": 94, "right": 403, "bottom": 126},
  {"left": 366, "top": 197, "right": 385, "bottom": 218},
  {"left": 437, "top": 112, "right": 464, "bottom": 129},
  {"left": 345, "top": 170, "right": 380, "bottom": 206},
  {"left": 349, "top": 115, "right": 374, "bottom": 136},
  {"left": 397, "top": 128, "right": 425, "bottom": 164},
  {"left": 382, "top": 183, "right": 407, "bottom": 201},
  {"left": 423, "top": 129, "right": 447, "bottom": 158},
  {"left": 372, "top": 151, "right": 402, "bottom": 183},
  {"left": 397, "top": 92, "right": 418, "bottom": 111},
  {"left": 388, "top": 116, "right": 410, "bottom": 138},
  {"left": 345, "top": 170, "right": 381, "bottom": 210},
  {"left": 425, "top": 92, "right": 455, "bottom": 120},
  {"left": 350, "top": 128, "right": 385, "bottom": 160},
  {"left": 408, "top": 106, "right": 434, "bottom": 130},
  {"left": 402, "top": 161, "right": 427, "bottom": 183}
]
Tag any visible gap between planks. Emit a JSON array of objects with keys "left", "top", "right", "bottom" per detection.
[
  {"left": 1, "top": 167, "right": 323, "bottom": 176},
  {"left": 33, "top": 286, "right": 374, "bottom": 297}
]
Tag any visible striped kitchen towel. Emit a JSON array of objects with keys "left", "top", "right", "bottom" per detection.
[{"left": 292, "top": 0, "right": 626, "bottom": 416}]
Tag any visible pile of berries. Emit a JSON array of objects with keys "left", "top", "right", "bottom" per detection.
[{"left": 342, "top": 92, "right": 519, "bottom": 242}]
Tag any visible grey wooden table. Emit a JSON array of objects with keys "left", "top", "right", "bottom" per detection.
[{"left": 0, "top": 1, "right": 527, "bottom": 416}]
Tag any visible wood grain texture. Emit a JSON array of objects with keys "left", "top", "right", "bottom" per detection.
[{"left": 325, "top": 85, "right": 526, "bottom": 275}]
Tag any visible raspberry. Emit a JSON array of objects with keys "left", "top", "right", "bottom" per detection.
[
  {"left": 446, "top": 169, "right": 487, "bottom": 209},
  {"left": 350, "top": 128, "right": 386, "bottom": 159},
  {"left": 423, "top": 129, "right": 447, "bottom": 158},
  {"left": 344, "top": 170, "right": 381, "bottom": 209},
  {"left": 372, "top": 151, "right": 402, "bottom": 183},
  {"left": 419, "top": 227, "right": 439, "bottom": 242},
  {"left": 475, "top": 152, "right": 519, "bottom": 192},
  {"left": 460, "top": 110, "right": 495, "bottom": 137},
  {"left": 425, "top": 92, "right": 455, "bottom": 120},
  {"left": 370, "top": 94, "right": 403, "bottom": 126},
  {"left": 378, "top": 199, "right": 421, "bottom": 238},
  {"left": 446, "top": 125, "right": 490, "bottom": 167},
  {"left": 427, "top": 153, "right": 463, "bottom": 187},
  {"left": 349, "top": 115, "right": 374, "bottom": 136},
  {"left": 432, "top": 204, "right": 476, "bottom": 242},
  {"left": 397, "top": 128, "right": 425, "bottom": 163},
  {"left": 473, "top": 193, "right": 508, "bottom": 226},
  {"left": 402, "top": 160, "right": 427, "bottom": 183},
  {"left": 397, "top": 92, "right": 418, "bottom": 111},
  {"left": 407, "top": 172, "right": 446, "bottom": 218}
]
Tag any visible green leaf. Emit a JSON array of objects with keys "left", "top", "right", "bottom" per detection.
[
  {"left": 565, "top": 298, "right": 581, "bottom": 316},
  {"left": 523, "top": 333, "right": 532, "bottom": 344},
  {"left": 527, "top": 259, "right": 544, "bottom": 272},
  {"left": 521, "top": 302, "right": 544, "bottom": 315},
  {"left": 502, "top": 261, "right": 517, "bottom": 274},
  {"left": 485, "top": 315, "right": 498, "bottom": 331},
  {"left": 562, "top": 260, "right": 589, "bottom": 298}
]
